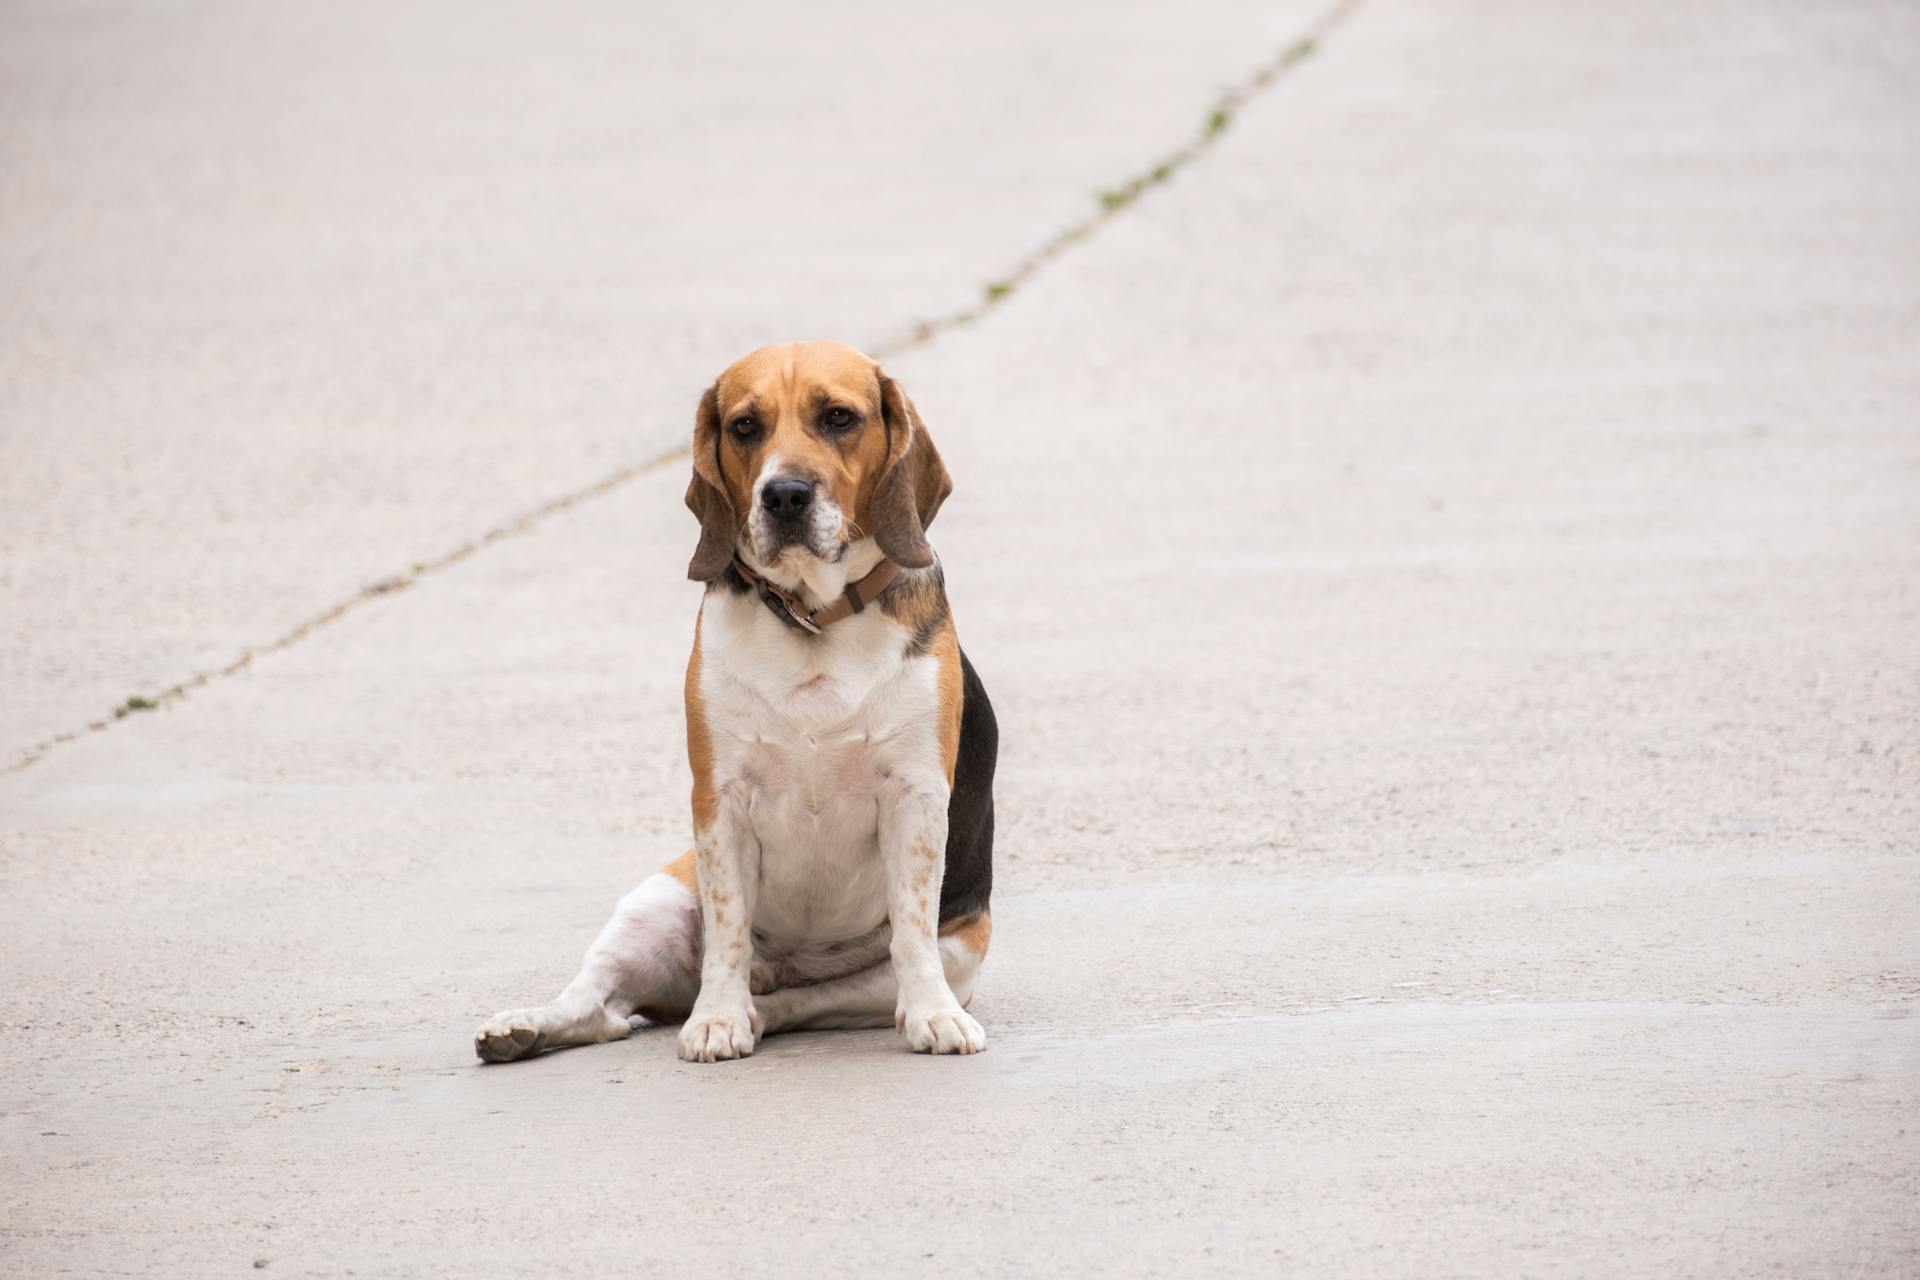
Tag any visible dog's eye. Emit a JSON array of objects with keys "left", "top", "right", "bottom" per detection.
[
  {"left": 821, "top": 407, "right": 855, "bottom": 432},
  {"left": 729, "top": 417, "right": 758, "bottom": 439}
]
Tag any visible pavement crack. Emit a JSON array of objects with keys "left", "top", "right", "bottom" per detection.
[
  {"left": 3, "top": 446, "right": 683, "bottom": 777},
  {"left": 870, "top": 0, "right": 1362, "bottom": 359},
  {"left": 2, "top": 0, "right": 1363, "bottom": 778}
]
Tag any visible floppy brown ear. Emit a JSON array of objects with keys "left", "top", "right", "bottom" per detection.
[
  {"left": 684, "top": 383, "right": 737, "bottom": 581},
  {"left": 872, "top": 374, "right": 953, "bottom": 569}
]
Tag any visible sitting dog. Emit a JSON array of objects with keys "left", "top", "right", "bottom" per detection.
[{"left": 476, "top": 341, "right": 996, "bottom": 1062}]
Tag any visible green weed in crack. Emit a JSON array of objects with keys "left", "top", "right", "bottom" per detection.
[{"left": 871, "top": 1, "right": 1353, "bottom": 358}]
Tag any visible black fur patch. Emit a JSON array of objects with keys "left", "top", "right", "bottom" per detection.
[{"left": 937, "top": 648, "right": 996, "bottom": 923}]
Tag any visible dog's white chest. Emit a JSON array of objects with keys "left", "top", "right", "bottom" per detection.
[
  {"left": 740, "top": 725, "right": 889, "bottom": 944},
  {"left": 699, "top": 594, "right": 938, "bottom": 948}
]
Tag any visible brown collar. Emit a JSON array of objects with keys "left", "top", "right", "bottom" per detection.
[{"left": 730, "top": 555, "right": 903, "bottom": 636}]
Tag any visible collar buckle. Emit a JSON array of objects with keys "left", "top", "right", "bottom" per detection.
[{"left": 754, "top": 576, "right": 823, "bottom": 635}]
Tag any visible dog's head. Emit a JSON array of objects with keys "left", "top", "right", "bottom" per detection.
[{"left": 684, "top": 341, "right": 951, "bottom": 581}]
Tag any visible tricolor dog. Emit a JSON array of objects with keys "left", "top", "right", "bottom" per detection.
[{"left": 475, "top": 341, "right": 996, "bottom": 1062}]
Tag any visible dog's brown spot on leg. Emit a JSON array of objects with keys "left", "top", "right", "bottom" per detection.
[{"left": 938, "top": 911, "right": 992, "bottom": 961}]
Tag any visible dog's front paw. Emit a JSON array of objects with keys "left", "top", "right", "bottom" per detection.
[
  {"left": 899, "top": 1004, "right": 987, "bottom": 1055},
  {"left": 677, "top": 1003, "right": 761, "bottom": 1063}
]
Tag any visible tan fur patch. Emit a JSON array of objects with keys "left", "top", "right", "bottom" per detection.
[
  {"left": 939, "top": 911, "right": 992, "bottom": 960},
  {"left": 663, "top": 848, "right": 699, "bottom": 896},
  {"left": 685, "top": 615, "right": 717, "bottom": 831},
  {"left": 928, "top": 620, "right": 965, "bottom": 785}
]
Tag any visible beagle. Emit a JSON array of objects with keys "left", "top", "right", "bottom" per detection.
[{"left": 475, "top": 341, "right": 997, "bottom": 1062}]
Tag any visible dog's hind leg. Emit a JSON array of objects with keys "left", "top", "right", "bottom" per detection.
[
  {"left": 755, "top": 962, "right": 895, "bottom": 1033},
  {"left": 757, "top": 915, "right": 990, "bottom": 1051},
  {"left": 474, "top": 853, "right": 701, "bottom": 1063}
]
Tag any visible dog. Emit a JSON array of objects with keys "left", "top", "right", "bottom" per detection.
[{"left": 475, "top": 341, "right": 996, "bottom": 1062}]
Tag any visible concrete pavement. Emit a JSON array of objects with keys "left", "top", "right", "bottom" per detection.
[
  {"left": 0, "top": 0, "right": 1322, "bottom": 763},
  {"left": 3, "top": 1, "right": 1917, "bottom": 1275}
]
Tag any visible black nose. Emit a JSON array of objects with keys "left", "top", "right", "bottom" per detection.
[{"left": 761, "top": 477, "right": 816, "bottom": 516}]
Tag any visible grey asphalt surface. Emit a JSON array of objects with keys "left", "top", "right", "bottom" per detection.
[{"left": 3, "top": 2, "right": 1917, "bottom": 1276}]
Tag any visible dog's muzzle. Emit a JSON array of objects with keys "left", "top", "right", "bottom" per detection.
[{"left": 752, "top": 473, "right": 841, "bottom": 559}]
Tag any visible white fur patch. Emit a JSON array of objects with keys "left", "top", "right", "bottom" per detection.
[{"left": 697, "top": 559, "right": 945, "bottom": 956}]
